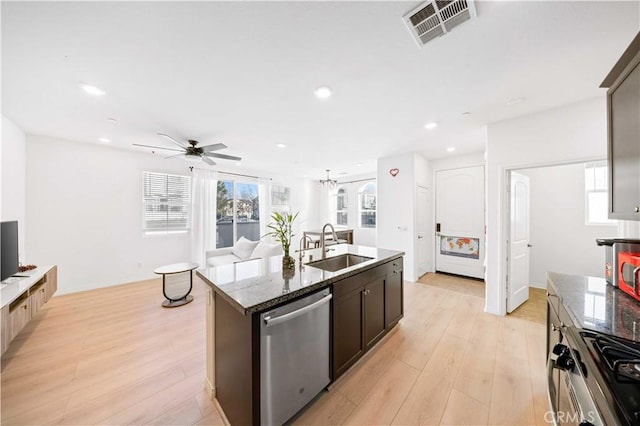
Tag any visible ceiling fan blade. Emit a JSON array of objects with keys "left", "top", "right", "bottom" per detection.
[
  {"left": 157, "top": 133, "right": 187, "bottom": 149},
  {"left": 200, "top": 143, "right": 227, "bottom": 152},
  {"left": 133, "top": 143, "right": 183, "bottom": 152},
  {"left": 205, "top": 152, "right": 242, "bottom": 161},
  {"left": 202, "top": 156, "right": 216, "bottom": 166},
  {"left": 164, "top": 153, "right": 185, "bottom": 159}
]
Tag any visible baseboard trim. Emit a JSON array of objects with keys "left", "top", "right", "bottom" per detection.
[
  {"left": 204, "top": 378, "right": 216, "bottom": 399},
  {"left": 213, "top": 396, "right": 231, "bottom": 426}
]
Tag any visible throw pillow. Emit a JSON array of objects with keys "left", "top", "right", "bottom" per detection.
[
  {"left": 251, "top": 241, "right": 283, "bottom": 258},
  {"left": 231, "top": 236, "right": 260, "bottom": 260}
]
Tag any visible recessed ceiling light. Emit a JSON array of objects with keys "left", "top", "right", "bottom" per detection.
[
  {"left": 356, "top": 163, "right": 363, "bottom": 167},
  {"left": 314, "top": 86, "right": 332, "bottom": 99},
  {"left": 98, "top": 137, "right": 111, "bottom": 143},
  {"left": 462, "top": 112, "right": 470, "bottom": 116},
  {"left": 107, "top": 118, "right": 117, "bottom": 123},
  {"left": 424, "top": 122, "right": 438, "bottom": 130},
  {"left": 235, "top": 162, "right": 242, "bottom": 166},
  {"left": 447, "top": 147, "right": 456, "bottom": 152},
  {"left": 507, "top": 97, "right": 525, "bottom": 105},
  {"left": 276, "top": 143, "right": 286, "bottom": 149},
  {"left": 81, "top": 84, "right": 106, "bottom": 96}
]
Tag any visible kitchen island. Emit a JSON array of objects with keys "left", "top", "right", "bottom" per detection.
[{"left": 197, "top": 244, "right": 404, "bottom": 425}]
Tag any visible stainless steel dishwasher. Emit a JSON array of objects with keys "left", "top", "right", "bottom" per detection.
[{"left": 260, "top": 288, "right": 332, "bottom": 425}]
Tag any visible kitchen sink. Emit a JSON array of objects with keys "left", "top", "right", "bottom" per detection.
[{"left": 306, "top": 254, "right": 373, "bottom": 272}]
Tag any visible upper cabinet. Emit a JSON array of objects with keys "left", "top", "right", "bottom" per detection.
[{"left": 602, "top": 32, "right": 640, "bottom": 221}]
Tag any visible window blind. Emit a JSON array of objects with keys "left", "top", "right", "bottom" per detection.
[{"left": 143, "top": 172, "right": 191, "bottom": 233}]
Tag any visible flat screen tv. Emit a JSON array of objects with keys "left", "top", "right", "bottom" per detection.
[{"left": 1, "top": 221, "right": 19, "bottom": 282}]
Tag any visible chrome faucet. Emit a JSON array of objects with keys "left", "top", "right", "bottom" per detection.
[
  {"left": 298, "top": 235, "right": 314, "bottom": 262},
  {"left": 320, "top": 223, "right": 338, "bottom": 258}
]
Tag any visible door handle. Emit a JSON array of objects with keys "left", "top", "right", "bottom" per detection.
[
  {"left": 418, "top": 235, "right": 424, "bottom": 239},
  {"left": 263, "top": 294, "right": 332, "bottom": 327},
  {"left": 527, "top": 244, "right": 532, "bottom": 248}
]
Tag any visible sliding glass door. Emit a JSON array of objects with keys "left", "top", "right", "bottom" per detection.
[{"left": 216, "top": 180, "right": 261, "bottom": 248}]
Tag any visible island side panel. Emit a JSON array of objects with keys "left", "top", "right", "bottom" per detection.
[
  {"left": 205, "top": 286, "right": 215, "bottom": 398},
  {"left": 215, "top": 292, "right": 256, "bottom": 425}
]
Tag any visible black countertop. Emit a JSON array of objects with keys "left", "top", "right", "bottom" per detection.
[
  {"left": 547, "top": 272, "right": 640, "bottom": 342},
  {"left": 197, "top": 244, "right": 404, "bottom": 315}
]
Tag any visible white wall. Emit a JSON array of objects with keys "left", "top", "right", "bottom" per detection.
[
  {"left": 1, "top": 116, "right": 27, "bottom": 263},
  {"left": 26, "top": 135, "right": 194, "bottom": 294},
  {"left": 486, "top": 97, "right": 608, "bottom": 315},
  {"left": 519, "top": 163, "right": 616, "bottom": 288},
  {"left": 377, "top": 153, "right": 429, "bottom": 281},
  {"left": 26, "top": 135, "right": 318, "bottom": 295},
  {"left": 429, "top": 152, "right": 485, "bottom": 173}
]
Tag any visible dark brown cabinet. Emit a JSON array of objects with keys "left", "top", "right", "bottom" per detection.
[
  {"left": 333, "top": 284, "right": 365, "bottom": 378},
  {"left": 332, "top": 257, "right": 404, "bottom": 380},
  {"left": 602, "top": 31, "right": 640, "bottom": 221},
  {"left": 363, "top": 278, "right": 385, "bottom": 350},
  {"left": 385, "top": 259, "right": 404, "bottom": 328}
]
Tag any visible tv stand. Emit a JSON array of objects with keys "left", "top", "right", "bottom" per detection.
[{"left": 0, "top": 265, "right": 57, "bottom": 355}]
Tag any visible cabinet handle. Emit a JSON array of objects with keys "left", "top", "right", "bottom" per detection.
[
  {"left": 41, "top": 288, "right": 45, "bottom": 293},
  {"left": 635, "top": 206, "right": 640, "bottom": 213},
  {"left": 22, "top": 305, "right": 27, "bottom": 310}
]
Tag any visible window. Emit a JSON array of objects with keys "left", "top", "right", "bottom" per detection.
[
  {"left": 271, "top": 185, "right": 290, "bottom": 214},
  {"left": 359, "top": 182, "right": 377, "bottom": 228},
  {"left": 216, "top": 179, "right": 261, "bottom": 248},
  {"left": 585, "top": 162, "right": 615, "bottom": 225},
  {"left": 143, "top": 171, "right": 191, "bottom": 234},
  {"left": 335, "top": 187, "right": 348, "bottom": 225}
]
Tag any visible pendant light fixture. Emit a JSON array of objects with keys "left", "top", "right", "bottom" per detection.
[{"left": 320, "top": 169, "right": 337, "bottom": 189}]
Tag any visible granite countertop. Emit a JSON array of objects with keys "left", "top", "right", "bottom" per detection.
[
  {"left": 547, "top": 272, "right": 640, "bottom": 342},
  {"left": 197, "top": 244, "right": 404, "bottom": 315}
]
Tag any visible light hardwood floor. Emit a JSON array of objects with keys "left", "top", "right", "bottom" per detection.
[{"left": 1, "top": 273, "right": 547, "bottom": 425}]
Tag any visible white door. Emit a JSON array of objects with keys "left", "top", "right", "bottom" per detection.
[
  {"left": 508, "top": 172, "right": 530, "bottom": 313},
  {"left": 435, "top": 166, "right": 485, "bottom": 279},
  {"left": 417, "top": 186, "right": 429, "bottom": 277}
]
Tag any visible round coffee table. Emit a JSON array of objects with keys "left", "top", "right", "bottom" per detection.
[{"left": 154, "top": 262, "right": 199, "bottom": 308}]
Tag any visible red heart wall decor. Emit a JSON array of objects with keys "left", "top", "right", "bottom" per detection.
[{"left": 389, "top": 168, "right": 399, "bottom": 177}]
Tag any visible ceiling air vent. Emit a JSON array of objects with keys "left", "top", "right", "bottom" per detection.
[{"left": 403, "top": 0, "right": 477, "bottom": 47}]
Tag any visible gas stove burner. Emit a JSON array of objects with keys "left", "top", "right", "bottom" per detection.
[{"left": 592, "top": 334, "right": 640, "bottom": 384}]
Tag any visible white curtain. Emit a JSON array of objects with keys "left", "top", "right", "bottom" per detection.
[
  {"left": 258, "top": 177, "right": 272, "bottom": 240},
  {"left": 191, "top": 169, "right": 218, "bottom": 268}
]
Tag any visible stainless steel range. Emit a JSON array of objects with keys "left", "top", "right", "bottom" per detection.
[{"left": 547, "top": 273, "right": 640, "bottom": 426}]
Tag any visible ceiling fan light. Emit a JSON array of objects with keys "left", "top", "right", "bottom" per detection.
[{"left": 184, "top": 154, "right": 202, "bottom": 163}]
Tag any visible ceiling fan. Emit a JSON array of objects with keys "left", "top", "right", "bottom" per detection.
[{"left": 133, "top": 133, "right": 242, "bottom": 166}]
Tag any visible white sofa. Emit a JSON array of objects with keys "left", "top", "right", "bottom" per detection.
[{"left": 205, "top": 237, "right": 283, "bottom": 267}]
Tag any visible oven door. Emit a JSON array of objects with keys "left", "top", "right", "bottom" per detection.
[
  {"left": 547, "top": 328, "right": 604, "bottom": 426},
  {"left": 548, "top": 359, "right": 582, "bottom": 426}
]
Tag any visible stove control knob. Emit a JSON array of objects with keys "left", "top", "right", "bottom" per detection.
[
  {"left": 555, "top": 354, "right": 575, "bottom": 371},
  {"left": 552, "top": 343, "right": 568, "bottom": 356}
]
